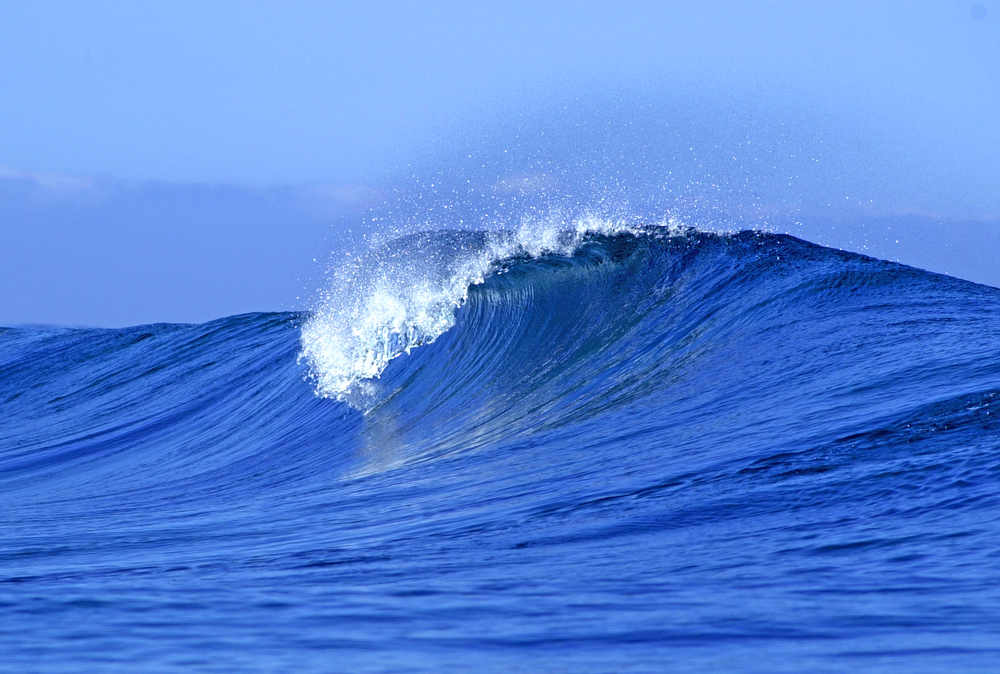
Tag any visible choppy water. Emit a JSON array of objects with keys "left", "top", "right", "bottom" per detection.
[{"left": 3, "top": 227, "right": 1000, "bottom": 672}]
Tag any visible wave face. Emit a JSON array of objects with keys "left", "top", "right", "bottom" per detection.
[{"left": 3, "top": 228, "right": 1000, "bottom": 672}]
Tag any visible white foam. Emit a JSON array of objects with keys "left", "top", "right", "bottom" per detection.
[{"left": 299, "top": 214, "right": 673, "bottom": 401}]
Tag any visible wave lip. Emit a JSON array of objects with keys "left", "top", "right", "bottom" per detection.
[{"left": 299, "top": 215, "right": 665, "bottom": 402}]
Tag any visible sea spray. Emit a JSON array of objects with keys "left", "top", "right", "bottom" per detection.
[{"left": 299, "top": 214, "right": 671, "bottom": 401}]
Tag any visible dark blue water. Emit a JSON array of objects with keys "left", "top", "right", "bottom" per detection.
[{"left": 3, "top": 228, "right": 1000, "bottom": 672}]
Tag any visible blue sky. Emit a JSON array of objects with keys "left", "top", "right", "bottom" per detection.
[{"left": 2, "top": 1, "right": 999, "bottom": 326}]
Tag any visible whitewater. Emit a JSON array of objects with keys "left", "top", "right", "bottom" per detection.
[{"left": 2, "top": 222, "right": 1000, "bottom": 672}]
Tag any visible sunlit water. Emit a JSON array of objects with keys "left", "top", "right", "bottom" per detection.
[{"left": 3, "top": 228, "right": 1000, "bottom": 672}]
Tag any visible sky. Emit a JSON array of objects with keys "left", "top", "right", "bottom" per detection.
[{"left": 1, "top": 1, "right": 998, "bottom": 326}]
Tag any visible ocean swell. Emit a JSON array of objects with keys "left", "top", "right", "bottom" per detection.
[{"left": 4, "top": 225, "right": 1000, "bottom": 672}]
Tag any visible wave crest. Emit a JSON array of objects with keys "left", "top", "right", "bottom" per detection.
[{"left": 298, "top": 216, "right": 673, "bottom": 401}]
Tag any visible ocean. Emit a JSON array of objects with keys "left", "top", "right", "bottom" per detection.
[{"left": 2, "top": 225, "right": 999, "bottom": 672}]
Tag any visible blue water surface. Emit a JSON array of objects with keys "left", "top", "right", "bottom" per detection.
[{"left": 2, "top": 229, "right": 1000, "bottom": 672}]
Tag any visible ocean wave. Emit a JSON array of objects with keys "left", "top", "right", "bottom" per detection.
[
  {"left": 4, "top": 226, "right": 1000, "bottom": 671},
  {"left": 299, "top": 216, "right": 686, "bottom": 402}
]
